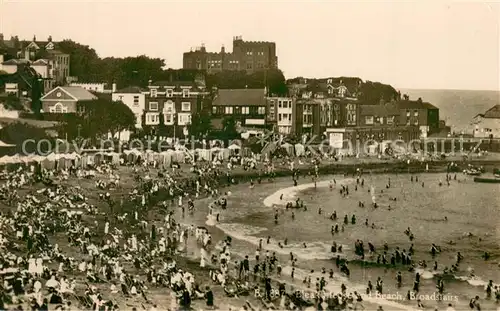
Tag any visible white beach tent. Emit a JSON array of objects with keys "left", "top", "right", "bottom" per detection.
[
  {"left": 281, "top": 142, "right": 294, "bottom": 156},
  {"left": 295, "top": 143, "right": 305, "bottom": 156},
  {"left": 124, "top": 149, "right": 142, "bottom": 163},
  {"left": 0, "top": 155, "right": 12, "bottom": 165},
  {"left": 8, "top": 154, "right": 24, "bottom": 164},
  {"left": 159, "top": 150, "right": 173, "bottom": 168},
  {"left": 228, "top": 143, "right": 241, "bottom": 156},
  {"left": 42, "top": 153, "right": 58, "bottom": 169},
  {"left": 196, "top": 148, "right": 211, "bottom": 161}
]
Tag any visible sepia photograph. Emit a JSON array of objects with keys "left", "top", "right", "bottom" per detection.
[{"left": 0, "top": 0, "right": 499, "bottom": 310}]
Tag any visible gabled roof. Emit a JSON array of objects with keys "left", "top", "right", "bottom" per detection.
[
  {"left": 41, "top": 86, "right": 97, "bottom": 101},
  {"left": 360, "top": 104, "right": 400, "bottom": 116},
  {"left": 149, "top": 80, "right": 198, "bottom": 88},
  {"left": 31, "top": 59, "right": 50, "bottom": 65},
  {"left": 213, "top": 89, "right": 266, "bottom": 106},
  {"left": 396, "top": 100, "right": 438, "bottom": 110},
  {"left": 115, "top": 86, "right": 146, "bottom": 94},
  {"left": 483, "top": 105, "right": 500, "bottom": 118},
  {"left": 2, "top": 59, "right": 28, "bottom": 65}
]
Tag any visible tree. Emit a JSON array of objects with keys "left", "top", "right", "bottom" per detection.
[
  {"left": 76, "top": 98, "right": 136, "bottom": 141},
  {"left": 221, "top": 116, "right": 238, "bottom": 141},
  {"left": 0, "top": 122, "right": 53, "bottom": 154},
  {"left": 57, "top": 40, "right": 100, "bottom": 79},
  {"left": 188, "top": 111, "right": 212, "bottom": 139},
  {"left": 31, "top": 76, "right": 43, "bottom": 115}
]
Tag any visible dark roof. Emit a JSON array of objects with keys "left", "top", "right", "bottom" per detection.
[
  {"left": 115, "top": 86, "right": 146, "bottom": 94},
  {"left": 2, "top": 59, "right": 29, "bottom": 65},
  {"left": 483, "top": 105, "right": 500, "bottom": 118},
  {"left": 212, "top": 89, "right": 266, "bottom": 106},
  {"left": 360, "top": 104, "right": 399, "bottom": 116},
  {"left": 396, "top": 100, "right": 438, "bottom": 110},
  {"left": 149, "top": 81, "right": 197, "bottom": 88}
]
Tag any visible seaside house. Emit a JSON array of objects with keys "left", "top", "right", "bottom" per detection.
[
  {"left": 112, "top": 86, "right": 147, "bottom": 128},
  {"left": 266, "top": 97, "right": 295, "bottom": 134},
  {"left": 211, "top": 88, "right": 268, "bottom": 131},
  {"left": 472, "top": 105, "right": 500, "bottom": 139},
  {"left": 142, "top": 80, "right": 207, "bottom": 138},
  {"left": 40, "top": 86, "right": 97, "bottom": 113},
  {"left": 397, "top": 99, "right": 440, "bottom": 138}
]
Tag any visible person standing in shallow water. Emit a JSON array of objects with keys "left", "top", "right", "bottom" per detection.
[{"left": 205, "top": 286, "right": 214, "bottom": 309}]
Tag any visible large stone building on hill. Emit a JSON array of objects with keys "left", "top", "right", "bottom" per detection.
[{"left": 183, "top": 36, "right": 278, "bottom": 74}]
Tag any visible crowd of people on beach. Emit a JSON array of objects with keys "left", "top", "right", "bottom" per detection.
[{"left": 0, "top": 151, "right": 498, "bottom": 311}]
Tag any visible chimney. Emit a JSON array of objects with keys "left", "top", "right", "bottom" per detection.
[
  {"left": 48, "top": 35, "right": 52, "bottom": 42},
  {"left": 33, "top": 35, "right": 36, "bottom": 42},
  {"left": 0, "top": 33, "right": 3, "bottom": 42},
  {"left": 112, "top": 83, "right": 117, "bottom": 93},
  {"left": 221, "top": 45, "right": 225, "bottom": 53}
]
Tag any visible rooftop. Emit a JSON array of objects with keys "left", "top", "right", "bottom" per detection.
[
  {"left": 360, "top": 103, "right": 400, "bottom": 116},
  {"left": 60, "top": 86, "right": 98, "bottom": 101},
  {"left": 482, "top": 104, "right": 500, "bottom": 119},
  {"left": 396, "top": 100, "right": 438, "bottom": 110},
  {"left": 115, "top": 86, "right": 146, "bottom": 94},
  {"left": 212, "top": 89, "right": 266, "bottom": 106}
]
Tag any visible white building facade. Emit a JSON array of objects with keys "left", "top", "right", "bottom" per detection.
[{"left": 112, "top": 87, "right": 146, "bottom": 128}]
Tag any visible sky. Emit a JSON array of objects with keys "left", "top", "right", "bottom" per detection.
[{"left": 1, "top": 0, "right": 499, "bottom": 91}]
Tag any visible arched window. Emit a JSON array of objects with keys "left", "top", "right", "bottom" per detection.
[{"left": 54, "top": 103, "right": 63, "bottom": 113}]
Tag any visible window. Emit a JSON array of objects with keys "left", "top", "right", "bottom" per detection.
[
  {"left": 234, "top": 106, "right": 241, "bottom": 114},
  {"left": 164, "top": 113, "right": 173, "bottom": 124},
  {"left": 365, "top": 116, "right": 374, "bottom": 125},
  {"left": 268, "top": 105, "right": 275, "bottom": 120},
  {"left": 278, "top": 114, "right": 282, "bottom": 122},
  {"left": 288, "top": 114, "right": 292, "bottom": 121},
  {"left": 225, "top": 106, "right": 233, "bottom": 114},
  {"left": 258, "top": 106, "right": 266, "bottom": 114},
  {"left": 246, "top": 63, "right": 253, "bottom": 70},
  {"left": 182, "top": 89, "right": 189, "bottom": 98},
  {"left": 242, "top": 107, "right": 249, "bottom": 114},
  {"left": 283, "top": 101, "right": 288, "bottom": 109},
  {"left": 303, "top": 114, "right": 312, "bottom": 124},
  {"left": 406, "top": 110, "right": 410, "bottom": 117},
  {"left": 149, "top": 102, "right": 159, "bottom": 111},
  {"left": 212, "top": 106, "right": 217, "bottom": 114},
  {"left": 414, "top": 110, "right": 419, "bottom": 116},
  {"left": 50, "top": 103, "right": 67, "bottom": 113},
  {"left": 146, "top": 113, "right": 160, "bottom": 125},
  {"left": 166, "top": 89, "right": 174, "bottom": 97},
  {"left": 278, "top": 101, "right": 282, "bottom": 108},
  {"left": 379, "top": 117, "right": 384, "bottom": 124},
  {"left": 178, "top": 113, "right": 191, "bottom": 125},
  {"left": 414, "top": 119, "right": 419, "bottom": 125},
  {"left": 164, "top": 100, "right": 174, "bottom": 113},
  {"left": 387, "top": 116, "right": 395, "bottom": 125},
  {"left": 181, "top": 102, "right": 191, "bottom": 111},
  {"left": 406, "top": 119, "right": 411, "bottom": 126},
  {"left": 133, "top": 96, "right": 139, "bottom": 106},
  {"left": 150, "top": 89, "right": 157, "bottom": 97}
]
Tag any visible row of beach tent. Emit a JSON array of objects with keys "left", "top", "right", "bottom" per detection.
[{"left": 0, "top": 144, "right": 245, "bottom": 169}]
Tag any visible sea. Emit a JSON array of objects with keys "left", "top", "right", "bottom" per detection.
[
  {"left": 187, "top": 173, "right": 500, "bottom": 310},
  {"left": 400, "top": 89, "right": 500, "bottom": 135}
]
